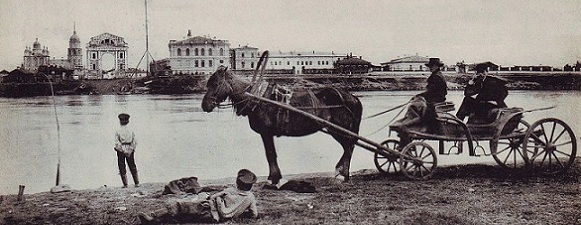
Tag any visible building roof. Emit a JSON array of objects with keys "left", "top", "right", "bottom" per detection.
[
  {"left": 170, "top": 36, "right": 228, "bottom": 46},
  {"left": 232, "top": 45, "right": 258, "bottom": 50},
  {"left": 336, "top": 57, "right": 371, "bottom": 65},
  {"left": 382, "top": 55, "right": 429, "bottom": 65}
]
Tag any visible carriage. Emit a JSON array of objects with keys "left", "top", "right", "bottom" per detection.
[
  {"left": 201, "top": 51, "right": 577, "bottom": 182},
  {"left": 372, "top": 103, "right": 577, "bottom": 180}
]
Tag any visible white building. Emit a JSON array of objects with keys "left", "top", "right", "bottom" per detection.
[
  {"left": 381, "top": 54, "right": 430, "bottom": 71},
  {"left": 230, "top": 45, "right": 259, "bottom": 71},
  {"left": 167, "top": 31, "right": 230, "bottom": 75},
  {"left": 267, "top": 51, "right": 346, "bottom": 74}
]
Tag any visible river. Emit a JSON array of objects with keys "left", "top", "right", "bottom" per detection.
[{"left": 0, "top": 90, "right": 579, "bottom": 194}]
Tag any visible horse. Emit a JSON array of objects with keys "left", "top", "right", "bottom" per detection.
[{"left": 201, "top": 66, "right": 363, "bottom": 184}]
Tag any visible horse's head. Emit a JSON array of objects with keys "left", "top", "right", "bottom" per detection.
[{"left": 201, "top": 66, "right": 234, "bottom": 112}]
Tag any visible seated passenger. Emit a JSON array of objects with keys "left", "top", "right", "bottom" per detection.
[{"left": 456, "top": 63, "right": 508, "bottom": 124}]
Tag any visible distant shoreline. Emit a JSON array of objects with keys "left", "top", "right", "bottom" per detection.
[{"left": 1, "top": 72, "right": 580, "bottom": 97}]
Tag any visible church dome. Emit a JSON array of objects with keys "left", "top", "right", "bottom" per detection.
[
  {"left": 33, "top": 38, "right": 41, "bottom": 49},
  {"left": 69, "top": 31, "right": 80, "bottom": 43}
]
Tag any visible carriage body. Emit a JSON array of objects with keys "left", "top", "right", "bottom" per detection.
[{"left": 374, "top": 103, "right": 577, "bottom": 180}]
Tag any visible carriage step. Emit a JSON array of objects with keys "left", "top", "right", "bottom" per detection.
[{"left": 440, "top": 141, "right": 463, "bottom": 155}]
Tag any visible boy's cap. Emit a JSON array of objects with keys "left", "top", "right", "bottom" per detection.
[
  {"left": 237, "top": 169, "right": 257, "bottom": 184},
  {"left": 118, "top": 113, "right": 130, "bottom": 121}
]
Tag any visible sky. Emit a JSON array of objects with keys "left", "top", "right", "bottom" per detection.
[{"left": 0, "top": 0, "right": 580, "bottom": 71}]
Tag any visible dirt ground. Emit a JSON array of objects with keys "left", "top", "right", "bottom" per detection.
[{"left": 1, "top": 159, "right": 580, "bottom": 225}]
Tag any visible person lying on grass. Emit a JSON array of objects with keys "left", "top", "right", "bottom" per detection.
[{"left": 138, "top": 169, "right": 258, "bottom": 224}]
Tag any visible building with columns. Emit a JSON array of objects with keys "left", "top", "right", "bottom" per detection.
[
  {"left": 86, "top": 33, "right": 128, "bottom": 79},
  {"left": 167, "top": 30, "right": 230, "bottom": 75}
]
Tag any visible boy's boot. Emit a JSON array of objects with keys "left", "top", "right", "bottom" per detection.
[
  {"left": 120, "top": 174, "right": 128, "bottom": 188},
  {"left": 131, "top": 170, "right": 140, "bottom": 187}
]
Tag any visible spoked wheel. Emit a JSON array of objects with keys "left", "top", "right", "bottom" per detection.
[
  {"left": 374, "top": 140, "right": 400, "bottom": 174},
  {"left": 490, "top": 120, "right": 530, "bottom": 170},
  {"left": 399, "top": 142, "right": 437, "bottom": 180},
  {"left": 523, "top": 118, "right": 577, "bottom": 175}
]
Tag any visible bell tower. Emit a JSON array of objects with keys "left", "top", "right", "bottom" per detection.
[{"left": 68, "top": 24, "right": 83, "bottom": 69}]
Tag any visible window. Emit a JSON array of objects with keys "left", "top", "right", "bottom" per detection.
[
  {"left": 119, "top": 52, "right": 124, "bottom": 59},
  {"left": 287, "top": 61, "right": 290, "bottom": 65},
  {"left": 209, "top": 48, "right": 213, "bottom": 56},
  {"left": 195, "top": 48, "right": 199, "bottom": 56},
  {"left": 195, "top": 60, "right": 199, "bottom": 67},
  {"left": 186, "top": 48, "right": 190, "bottom": 56},
  {"left": 209, "top": 60, "right": 213, "bottom": 67},
  {"left": 242, "top": 62, "right": 245, "bottom": 68},
  {"left": 251, "top": 53, "right": 255, "bottom": 58},
  {"left": 201, "top": 60, "right": 205, "bottom": 67},
  {"left": 92, "top": 52, "right": 97, "bottom": 59},
  {"left": 251, "top": 62, "right": 254, "bottom": 68},
  {"left": 241, "top": 53, "right": 245, "bottom": 58},
  {"left": 177, "top": 48, "right": 182, "bottom": 56},
  {"left": 201, "top": 48, "right": 205, "bottom": 56},
  {"left": 220, "top": 48, "right": 224, "bottom": 56},
  {"left": 219, "top": 59, "right": 224, "bottom": 63}
]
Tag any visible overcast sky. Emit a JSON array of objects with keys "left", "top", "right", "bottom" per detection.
[{"left": 1, "top": 0, "right": 580, "bottom": 70}]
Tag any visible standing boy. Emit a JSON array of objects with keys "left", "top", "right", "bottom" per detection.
[{"left": 114, "top": 113, "right": 139, "bottom": 188}]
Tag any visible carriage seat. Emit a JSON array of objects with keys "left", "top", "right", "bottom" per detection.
[{"left": 434, "top": 101, "right": 455, "bottom": 113}]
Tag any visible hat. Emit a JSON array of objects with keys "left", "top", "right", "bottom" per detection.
[
  {"left": 474, "top": 63, "right": 488, "bottom": 73},
  {"left": 237, "top": 169, "right": 257, "bottom": 185},
  {"left": 425, "top": 58, "right": 444, "bottom": 67},
  {"left": 118, "top": 113, "right": 130, "bottom": 121}
]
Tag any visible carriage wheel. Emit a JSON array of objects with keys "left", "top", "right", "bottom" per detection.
[
  {"left": 490, "top": 120, "right": 530, "bottom": 170},
  {"left": 523, "top": 118, "right": 577, "bottom": 175},
  {"left": 374, "top": 140, "right": 400, "bottom": 174},
  {"left": 399, "top": 142, "right": 437, "bottom": 180}
]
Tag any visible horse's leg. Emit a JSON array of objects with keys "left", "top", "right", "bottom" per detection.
[
  {"left": 333, "top": 135, "right": 356, "bottom": 182},
  {"left": 260, "top": 133, "right": 282, "bottom": 184}
]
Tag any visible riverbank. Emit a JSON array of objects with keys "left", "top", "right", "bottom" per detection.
[
  {"left": 1, "top": 159, "right": 580, "bottom": 225},
  {"left": 1, "top": 72, "right": 580, "bottom": 97}
]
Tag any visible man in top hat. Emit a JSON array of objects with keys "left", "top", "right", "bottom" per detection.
[
  {"left": 413, "top": 57, "right": 448, "bottom": 133},
  {"left": 456, "top": 63, "right": 508, "bottom": 124},
  {"left": 418, "top": 57, "right": 448, "bottom": 104},
  {"left": 138, "top": 169, "right": 258, "bottom": 223},
  {"left": 114, "top": 113, "right": 139, "bottom": 188}
]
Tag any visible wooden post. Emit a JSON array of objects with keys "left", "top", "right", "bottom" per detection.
[{"left": 17, "top": 185, "right": 25, "bottom": 201}]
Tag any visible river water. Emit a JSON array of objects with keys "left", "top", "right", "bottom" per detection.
[{"left": 0, "top": 90, "right": 579, "bottom": 194}]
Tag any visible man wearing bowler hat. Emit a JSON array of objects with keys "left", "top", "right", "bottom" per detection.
[
  {"left": 138, "top": 169, "right": 259, "bottom": 223},
  {"left": 456, "top": 63, "right": 508, "bottom": 124},
  {"left": 114, "top": 113, "right": 139, "bottom": 188}
]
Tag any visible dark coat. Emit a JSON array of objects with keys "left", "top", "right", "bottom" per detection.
[{"left": 419, "top": 72, "right": 447, "bottom": 103}]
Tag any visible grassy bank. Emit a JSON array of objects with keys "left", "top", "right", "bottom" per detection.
[{"left": 1, "top": 159, "right": 580, "bottom": 225}]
